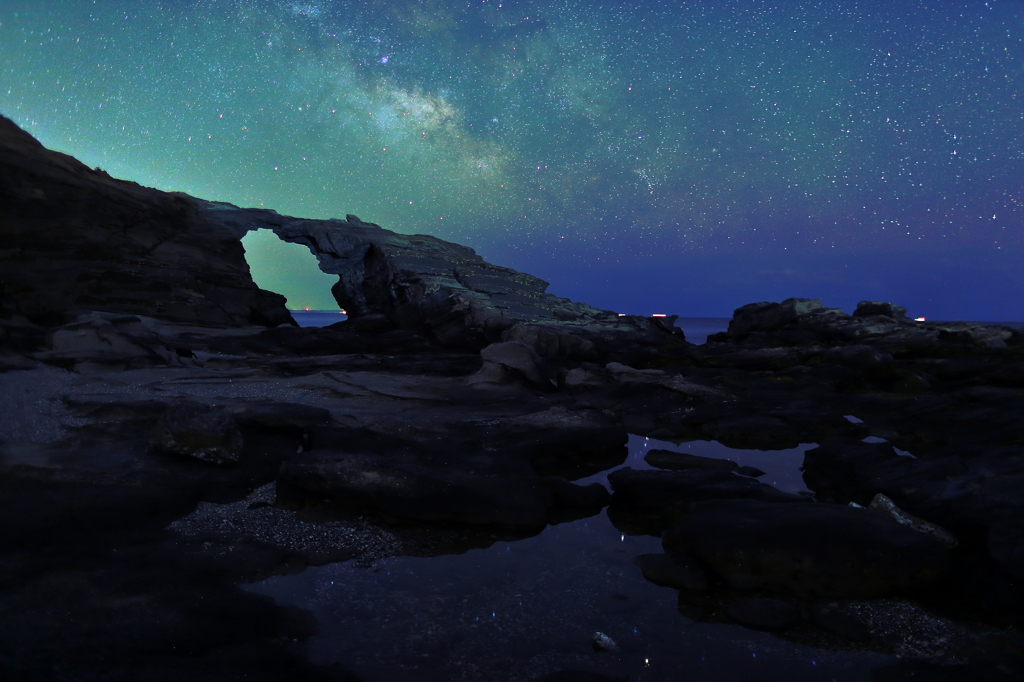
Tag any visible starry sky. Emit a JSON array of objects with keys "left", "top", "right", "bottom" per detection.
[{"left": 2, "top": 0, "right": 1021, "bottom": 319}]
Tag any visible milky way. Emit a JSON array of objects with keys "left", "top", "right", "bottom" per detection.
[{"left": 2, "top": 1, "right": 1020, "bottom": 318}]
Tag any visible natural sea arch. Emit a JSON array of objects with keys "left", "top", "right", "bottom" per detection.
[{"left": 240, "top": 229, "right": 340, "bottom": 311}]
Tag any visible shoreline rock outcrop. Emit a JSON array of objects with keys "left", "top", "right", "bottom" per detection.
[{"left": 2, "top": 115, "right": 1022, "bottom": 681}]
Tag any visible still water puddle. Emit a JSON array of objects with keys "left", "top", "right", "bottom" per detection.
[{"left": 246, "top": 436, "right": 892, "bottom": 681}]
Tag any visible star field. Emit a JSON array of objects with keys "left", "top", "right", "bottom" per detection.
[{"left": 2, "top": 1, "right": 1021, "bottom": 319}]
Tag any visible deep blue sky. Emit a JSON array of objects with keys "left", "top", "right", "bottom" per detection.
[{"left": 2, "top": 1, "right": 1021, "bottom": 320}]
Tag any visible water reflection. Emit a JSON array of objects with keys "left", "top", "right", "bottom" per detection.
[
  {"left": 246, "top": 437, "right": 891, "bottom": 680},
  {"left": 581, "top": 435, "right": 815, "bottom": 494}
]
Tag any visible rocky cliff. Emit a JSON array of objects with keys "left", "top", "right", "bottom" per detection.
[
  {"left": 1, "top": 114, "right": 687, "bottom": 363},
  {"left": 0, "top": 115, "right": 293, "bottom": 330}
]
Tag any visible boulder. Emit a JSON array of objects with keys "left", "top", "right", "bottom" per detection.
[
  {"left": 474, "top": 340, "right": 554, "bottom": 387},
  {"left": 727, "top": 298, "right": 846, "bottom": 337},
  {"left": 666, "top": 498, "right": 953, "bottom": 597},
  {"left": 502, "top": 323, "right": 596, "bottom": 360}
]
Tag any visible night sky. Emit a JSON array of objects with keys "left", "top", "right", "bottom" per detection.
[{"left": 2, "top": 1, "right": 1021, "bottom": 320}]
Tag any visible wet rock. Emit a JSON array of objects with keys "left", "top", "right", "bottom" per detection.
[
  {"left": 725, "top": 597, "right": 801, "bottom": 630},
  {"left": 591, "top": 631, "right": 619, "bottom": 652},
  {"left": 735, "top": 465, "right": 766, "bottom": 477},
  {"left": 608, "top": 467, "right": 809, "bottom": 511},
  {"left": 149, "top": 398, "right": 244, "bottom": 465},
  {"left": 644, "top": 449, "right": 738, "bottom": 472},
  {"left": 667, "top": 498, "right": 953, "bottom": 597},
  {"left": 867, "top": 493, "right": 959, "bottom": 548},
  {"left": 810, "top": 599, "right": 871, "bottom": 641},
  {"left": 632, "top": 552, "right": 708, "bottom": 591}
]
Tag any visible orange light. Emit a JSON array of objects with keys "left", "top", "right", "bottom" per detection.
[{"left": 305, "top": 307, "right": 310, "bottom": 311}]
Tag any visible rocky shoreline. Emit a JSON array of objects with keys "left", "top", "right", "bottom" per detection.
[{"left": 1, "top": 114, "right": 1021, "bottom": 681}]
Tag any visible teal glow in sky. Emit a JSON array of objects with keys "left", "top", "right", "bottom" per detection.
[
  {"left": 242, "top": 229, "right": 340, "bottom": 310},
  {"left": 2, "top": 1, "right": 1021, "bottom": 319}
]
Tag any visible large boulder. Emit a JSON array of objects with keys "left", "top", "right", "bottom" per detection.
[{"left": 665, "top": 498, "right": 953, "bottom": 598}]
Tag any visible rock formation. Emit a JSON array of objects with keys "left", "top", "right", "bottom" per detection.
[{"left": 1, "top": 114, "right": 1022, "bottom": 681}]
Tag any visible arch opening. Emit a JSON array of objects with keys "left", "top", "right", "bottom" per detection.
[{"left": 241, "top": 229, "right": 346, "bottom": 325}]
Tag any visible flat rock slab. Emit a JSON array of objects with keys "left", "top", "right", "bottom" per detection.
[{"left": 667, "top": 498, "right": 953, "bottom": 598}]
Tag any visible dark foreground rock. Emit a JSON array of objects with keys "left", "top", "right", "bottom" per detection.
[{"left": 665, "top": 498, "right": 953, "bottom": 598}]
